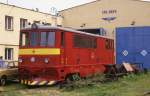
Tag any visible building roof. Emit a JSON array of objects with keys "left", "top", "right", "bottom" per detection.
[
  {"left": 0, "top": 2, "right": 53, "bottom": 16},
  {"left": 59, "top": 0, "right": 150, "bottom": 12}
]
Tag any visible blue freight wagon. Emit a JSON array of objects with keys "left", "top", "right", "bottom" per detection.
[{"left": 116, "top": 26, "right": 150, "bottom": 69}]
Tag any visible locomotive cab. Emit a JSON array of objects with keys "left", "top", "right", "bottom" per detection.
[{"left": 19, "top": 24, "right": 63, "bottom": 85}]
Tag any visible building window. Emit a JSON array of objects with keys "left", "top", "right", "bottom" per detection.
[
  {"left": 5, "top": 16, "right": 13, "bottom": 31},
  {"left": 20, "top": 18, "right": 27, "bottom": 29},
  {"left": 5, "top": 48, "right": 13, "bottom": 60}
]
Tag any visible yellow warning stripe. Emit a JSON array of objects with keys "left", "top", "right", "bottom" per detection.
[
  {"left": 39, "top": 81, "right": 47, "bottom": 85},
  {"left": 21, "top": 80, "right": 56, "bottom": 86},
  {"left": 30, "top": 81, "right": 39, "bottom": 85},
  {"left": 19, "top": 48, "right": 60, "bottom": 55},
  {"left": 24, "top": 80, "right": 27, "bottom": 84},
  {"left": 47, "top": 81, "right": 56, "bottom": 85},
  {"left": 21, "top": 80, "right": 24, "bottom": 84}
]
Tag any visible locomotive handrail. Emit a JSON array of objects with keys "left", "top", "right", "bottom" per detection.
[{"left": 0, "top": 60, "right": 18, "bottom": 68}]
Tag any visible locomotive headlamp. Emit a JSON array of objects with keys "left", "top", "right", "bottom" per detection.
[
  {"left": 18, "top": 58, "right": 23, "bottom": 63},
  {"left": 44, "top": 58, "right": 49, "bottom": 63},
  {"left": 30, "top": 57, "right": 35, "bottom": 62}
]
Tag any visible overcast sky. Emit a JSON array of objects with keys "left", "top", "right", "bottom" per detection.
[
  {"left": 0, "top": 0, "right": 150, "bottom": 14},
  {"left": 0, "top": 0, "right": 95, "bottom": 14}
]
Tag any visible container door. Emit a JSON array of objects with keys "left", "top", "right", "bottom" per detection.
[
  {"left": 141, "top": 27, "right": 150, "bottom": 69},
  {"left": 116, "top": 27, "right": 134, "bottom": 64},
  {"left": 134, "top": 27, "right": 144, "bottom": 64},
  {"left": 116, "top": 27, "right": 150, "bottom": 69},
  {"left": 134, "top": 27, "right": 150, "bottom": 69},
  {"left": 144, "top": 54, "right": 150, "bottom": 68}
]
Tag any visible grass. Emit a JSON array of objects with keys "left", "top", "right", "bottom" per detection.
[{"left": 0, "top": 72, "right": 150, "bottom": 96}]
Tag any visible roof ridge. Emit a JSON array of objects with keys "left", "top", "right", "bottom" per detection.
[
  {"left": 0, "top": 2, "right": 53, "bottom": 16},
  {"left": 59, "top": 0, "right": 97, "bottom": 12},
  {"left": 59, "top": 0, "right": 150, "bottom": 12}
]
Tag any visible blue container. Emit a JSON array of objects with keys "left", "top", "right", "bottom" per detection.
[{"left": 116, "top": 26, "right": 150, "bottom": 69}]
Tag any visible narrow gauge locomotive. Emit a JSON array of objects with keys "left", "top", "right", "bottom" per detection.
[{"left": 19, "top": 23, "right": 114, "bottom": 86}]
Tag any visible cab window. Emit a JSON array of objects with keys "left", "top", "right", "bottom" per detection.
[
  {"left": 30, "top": 32, "right": 38, "bottom": 47},
  {"left": 40, "top": 32, "right": 47, "bottom": 46},
  {"left": 40, "top": 32, "right": 55, "bottom": 47},
  {"left": 20, "top": 32, "right": 29, "bottom": 46},
  {"left": 47, "top": 32, "right": 55, "bottom": 47}
]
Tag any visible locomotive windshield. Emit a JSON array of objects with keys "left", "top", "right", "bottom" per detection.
[
  {"left": 20, "top": 31, "right": 55, "bottom": 47},
  {"left": 30, "top": 32, "right": 38, "bottom": 46},
  {"left": 40, "top": 32, "right": 55, "bottom": 47}
]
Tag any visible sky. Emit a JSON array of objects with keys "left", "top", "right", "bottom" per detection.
[
  {"left": 0, "top": 0, "right": 95, "bottom": 14},
  {"left": 0, "top": 0, "right": 150, "bottom": 14}
]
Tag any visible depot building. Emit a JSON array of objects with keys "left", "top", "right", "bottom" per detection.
[
  {"left": 59, "top": 0, "right": 150, "bottom": 38},
  {"left": 0, "top": 2, "right": 62, "bottom": 61}
]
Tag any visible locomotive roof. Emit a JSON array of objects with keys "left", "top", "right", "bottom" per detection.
[{"left": 22, "top": 24, "right": 112, "bottom": 39}]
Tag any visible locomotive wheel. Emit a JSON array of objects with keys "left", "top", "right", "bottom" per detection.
[
  {"left": 0, "top": 77, "right": 7, "bottom": 86},
  {"left": 66, "top": 74, "right": 80, "bottom": 83},
  {"left": 66, "top": 75, "right": 73, "bottom": 84},
  {"left": 72, "top": 74, "right": 81, "bottom": 81}
]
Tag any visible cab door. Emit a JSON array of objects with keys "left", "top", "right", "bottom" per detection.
[
  {"left": 60, "top": 32, "right": 66, "bottom": 65},
  {"left": 60, "top": 32, "right": 66, "bottom": 80}
]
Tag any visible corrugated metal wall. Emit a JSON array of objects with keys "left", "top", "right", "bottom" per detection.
[{"left": 116, "top": 26, "right": 150, "bottom": 69}]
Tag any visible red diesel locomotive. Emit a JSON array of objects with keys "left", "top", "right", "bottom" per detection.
[{"left": 19, "top": 24, "right": 114, "bottom": 86}]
